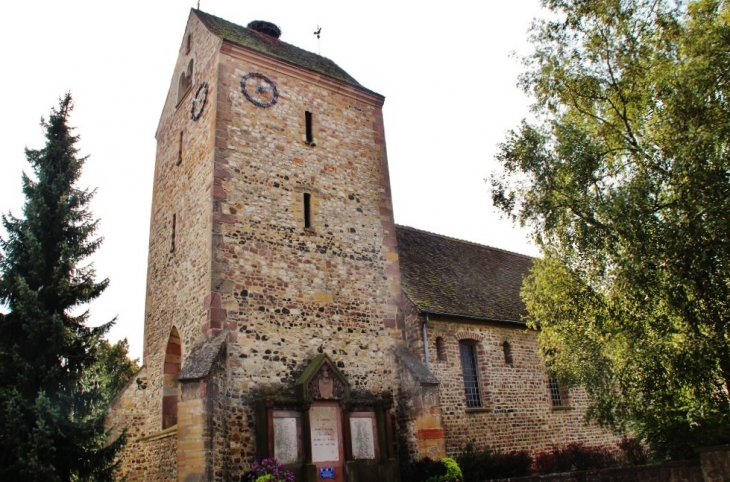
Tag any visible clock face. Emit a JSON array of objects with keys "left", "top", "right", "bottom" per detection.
[
  {"left": 191, "top": 82, "right": 208, "bottom": 121},
  {"left": 240, "top": 72, "right": 279, "bottom": 108}
]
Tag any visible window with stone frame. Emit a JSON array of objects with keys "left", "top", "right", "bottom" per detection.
[
  {"left": 170, "top": 214, "right": 177, "bottom": 252},
  {"left": 162, "top": 327, "right": 181, "bottom": 428},
  {"left": 548, "top": 376, "right": 562, "bottom": 406},
  {"left": 303, "top": 192, "right": 312, "bottom": 229},
  {"left": 185, "top": 33, "right": 192, "bottom": 55},
  {"left": 435, "top": 336, "right": 447, "bottom": 362},
  {"left": 305, "top": 111, "right": 315, "bottom": 145},
  {"left": 459, "top": 340, "right": 482, "bottom": 408},
  {"left": 548, "top": 375, "right": 569, "bottom": 408},
  {"left": 502, "top": 341, "right": 513, "bottom": 365},
  {"left": 177, "top": 131, "right": 183, "bottom": 166},
  {"left": 544, "top": 349, "right": 569, "bottom": 407},
  {"left": 176, "top": 58, "right": 194, "bottom": 105}
]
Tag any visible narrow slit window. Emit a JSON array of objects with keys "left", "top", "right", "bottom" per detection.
[
  {"left": 503, "top": 341, "right": 513, "bottom": 365},
  {"left": 436, "top": 337, "right": 447, "bottom": 362},
  {"left": 303, "top": 193, "right": 312, "bottom": 229},
  {"left": 177, "top": 131, "right": 183, "bottom": 165},
  {"left": 170, "top": 214, "right": 177, "bottom": 252},
  {"left": 305, "top": 111, "right": 313, "bottom": 145},
  {"left": 185, "top": 33, "right": 192, "bottom": 55}
]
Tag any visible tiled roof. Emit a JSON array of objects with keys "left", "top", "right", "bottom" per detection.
[
  {"left": 395, "top": 225, "right": 534, "bottom": 324},
  {"left": 193, "top": 10, "right": 369, "bottom": 92}
]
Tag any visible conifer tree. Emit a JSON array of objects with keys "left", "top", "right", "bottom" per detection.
[{"left": 0, "top": 94, "right": 124, "bottom": 481}]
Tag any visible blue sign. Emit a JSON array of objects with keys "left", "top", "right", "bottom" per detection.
[{"left": 319, "top": 467, "right": 335, "bottom": 479}]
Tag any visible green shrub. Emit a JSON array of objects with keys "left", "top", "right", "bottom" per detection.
[
  {"left": 425, "top": 456, "right": 462, "bottom": 482},
  {"left": 401, "top": 457, "right": 445, "bottom": 482},
  {"left": 617, "top": 436, "right": 650, "bottom": 466},
  {"left": 457, "top": 443, "right": 532, "bottom": 481},
  {"left": 534, "top": 443, "right": 616, "bottom": 474}
]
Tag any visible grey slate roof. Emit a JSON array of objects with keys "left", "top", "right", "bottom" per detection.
[
  {"left": 193, "top": 10, "right": 372, "bottom": 93},
  {"left": 395, "top": 225, "right": 534, "bottom": 324}
]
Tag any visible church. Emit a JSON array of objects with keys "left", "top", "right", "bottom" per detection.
[{"left": 107, "top": 9, "right": 617, "bottom": 481}]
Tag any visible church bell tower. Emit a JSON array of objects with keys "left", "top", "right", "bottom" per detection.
[{"left": 141, "top": 10, "right": 403, "bottom": 481}]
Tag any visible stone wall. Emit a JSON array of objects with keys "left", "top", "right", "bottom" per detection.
[
  {"left": 109, "top": 14, "right": 224, "bottom": 480},
  {"left": 144, "top": 12, "right": 221, "bottom": 423},
  {"left": 205, "top": 42, "right": 404, "bottom": 479},
  {"left": 107, "top": 373, "right": 177, "bottom": 481},
  {"left": 106, "top": 366, "right": 154, "bottom": 479},
  {"left": 401, "top": 297, "right": 619, "bottom": 456},
  {"left": 394, "top": 346, "right": 444, "bottom": 463},
  {"left": 144, "top": 434, "right": 178, "bottom": 482},
  {"left": 210, "top": 354, "right": 229, "bottom": 481},
  {"left": 697, "top": 445, "right": 730, "bottom": 481}
]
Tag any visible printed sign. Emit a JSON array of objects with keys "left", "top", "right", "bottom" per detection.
[{"left": 319, "top": 467, "right": 335, "bottom": 479}]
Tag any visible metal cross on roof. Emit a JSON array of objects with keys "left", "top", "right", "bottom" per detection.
[{"left": 313, "top": 26, "right": 322, "bottom": 54}]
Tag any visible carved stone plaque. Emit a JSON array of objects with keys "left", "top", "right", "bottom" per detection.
[
  {"left": 350, "top": 417, "right": 375, "bottom": 459},
  {"left": 273, "top": 417, "right": 298, "bottom": 464},
  {"left": 310, "top": 406, "right": 340, "bottom": 462},
  {"left": 307, "top": 365, "right": 346, "bottom": 400}
]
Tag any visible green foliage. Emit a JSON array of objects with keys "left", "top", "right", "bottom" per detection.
[
  {"left": 424, "top": 457, "right": 462, "bottom": 482},
  {"left": 0, "top": 94, "right": 126, "bottom": 480},
  {"left": 242, "top": 458, "right": 294, "bottom": 482},
  {"left": 402, "top": 456, "right": 446, "bottom": 481},
  {"left": 533, "top": 443, "right": 616, "bottom": 474},
  {"left": 90, "top": 338, "right": 139, "bottom": 400},
  {"left": 616, "top": 436, "right": 650, "bottom": 466},
  {"left": 492, "top": 0, "right": 730, "bottom": 458},
  {"left": 456, "top": 443, "right": 532, "bottom": 481}
]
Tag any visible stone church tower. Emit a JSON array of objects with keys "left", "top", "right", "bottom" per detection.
[
  {"left": 108, "top": 8, "right": 621, "bottom": 482},
  {"left": 110, "top": 9, "right": 406, "bottom": 482}
]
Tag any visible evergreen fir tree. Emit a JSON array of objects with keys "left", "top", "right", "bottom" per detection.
[{"left": 0, "top": 94, "right": 124, "bottom": 481}]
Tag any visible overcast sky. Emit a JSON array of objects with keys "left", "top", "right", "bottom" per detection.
[{"left": 1, "top": 1, "right": 544, "bottom": 361}]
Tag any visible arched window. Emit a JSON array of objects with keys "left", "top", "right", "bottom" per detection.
[
  {"left": 176, "top": 59, "right": 194, "bottom": 105},
  {"left": 459, "top": 340, "right": 482, "bottom": 408},
  {"left": 435, "top": 336, "right": 447, "bottom": 362},
  {"left": 185, "top": 33, "right": 193, "bottom": 55},
  {"left": 162, "top": 326, "right": 181, "bottom": 429},
  {"left": 502, "top": 341, "right": 513, "bottom": 365}
]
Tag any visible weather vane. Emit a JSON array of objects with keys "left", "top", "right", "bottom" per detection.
[{"left": 313, "top": 26, "right": 322, "bottom": 55}]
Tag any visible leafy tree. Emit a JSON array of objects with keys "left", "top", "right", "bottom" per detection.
[
  {"left": 0, "top": 94, "right": 125, "bottom": 480},
  {"left": 88, "top": 338, "right": 139, "bottom": 401},
  {"left": 492, "top": 0, "right": 730, "bottom": 458}
]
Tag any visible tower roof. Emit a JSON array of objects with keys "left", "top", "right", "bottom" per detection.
[{"left": 193, "top": 9, "right": 369, "bottom": 92}]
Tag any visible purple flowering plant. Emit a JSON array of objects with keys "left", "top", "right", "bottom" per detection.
[{"left": 245, "top": 457, "right": 295, "bottom": 482}]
